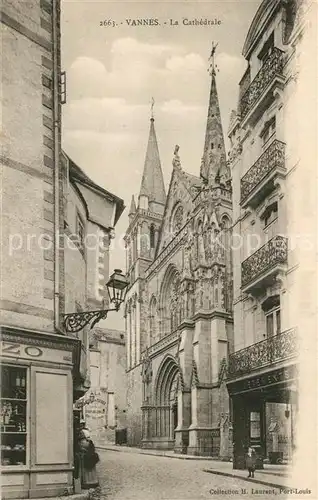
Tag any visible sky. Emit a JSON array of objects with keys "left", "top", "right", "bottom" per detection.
[{"left": 61, "top": 0, "right": 262, "bottom": 330}]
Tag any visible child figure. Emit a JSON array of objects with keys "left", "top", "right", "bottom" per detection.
[{"left": 246, "top": 446, "right": 256, "bottom": 478}]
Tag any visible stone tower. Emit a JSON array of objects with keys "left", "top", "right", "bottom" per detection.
[{"left": 124, "top": 114, "right": 166, "bottom": 442}]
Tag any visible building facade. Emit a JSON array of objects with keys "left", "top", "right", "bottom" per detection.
[
  {"left": 124, "top": 65, "right": 234, "bottom": 457},
  {"left": 226, "top": 0, "right": 305, "bottom": 469},
  {"left": 0, "top": 1, "right": 124, "bottom": 497},
  {"left": 80, "top": 327, "right": 127, "bottom": 447}
]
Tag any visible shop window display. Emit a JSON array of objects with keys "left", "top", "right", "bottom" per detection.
[{"left": 1, "top": 365, "right": 27, "bottom": 466}]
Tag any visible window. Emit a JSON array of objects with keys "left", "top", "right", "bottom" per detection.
[
  {"left": 250, "top": 411, "right": 261, "bottom": 439},
  {"left": 263, "top": 202, "right": 278, "bottom": 228},
  {"left": 258, "top": 32, "right": 274, "bottom": 64},
  {"left": 1, "top": 365, "right": 28, "bottom": 466},
  {"left": 76, "top": 214, "right": 85, "bottom": 248},
  {"left": 150, "top": 224, "right": 155, "bottom": 249},
  {"left": 266, "top": 308, "right": 281, "bottom": 337},
  {"left": 261, "top": 117, "right": 276, "bottom": 147}
]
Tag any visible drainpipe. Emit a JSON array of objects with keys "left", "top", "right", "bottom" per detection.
[{"left": 52, "top": 0, "right": 61, "bottom": 331}]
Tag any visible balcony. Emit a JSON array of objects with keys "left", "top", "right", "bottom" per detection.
[
  {"left": 240, "top": 139, "right": 286, "bottom": 208},
  {"left": 240, "top": 48, "right": 285, "bottom": 125},
  {"left": 241, "top": 235, "right": 288, "bottom": 293},
  {"left": 227, "top": 328, "right": 297, "bottom": 380}
]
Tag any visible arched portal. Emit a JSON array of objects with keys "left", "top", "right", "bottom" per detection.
[{"left": 153, "top": 356, "right": 180, "bottom": 441}]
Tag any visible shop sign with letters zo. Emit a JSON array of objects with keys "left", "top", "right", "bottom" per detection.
[{"left": 0, "top": 340, "right": 72, "bottom": 365}]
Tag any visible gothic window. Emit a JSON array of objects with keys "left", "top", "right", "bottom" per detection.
[
  {"left": 171, "top": 204, "right": 184, "bottom": 234},
  {"left": 160, "top": 266, "right": 181, "bottom": 337},
  {"left": 149, "top": 296, "right": 157, "bottom": 344},
  {"left": 150, "top": 224, "right": 155, "bottom": 249}
]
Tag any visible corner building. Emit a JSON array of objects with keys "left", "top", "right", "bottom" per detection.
[
  {"left": 226, "top": 0, "right": 305, "bottom": 469},
  {"left": 125, "top": 66, "right": 234, "bottom": 457},
  {"left": 0, "top": 1, "right": 124, "bottom": 497}
]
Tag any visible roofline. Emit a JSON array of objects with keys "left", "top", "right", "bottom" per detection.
[
  {"left": 242, "top": 0, "right": 282, "bottom": 59},
  {"left": 64, "top": 152, "right": 125, "bottom": 225}
]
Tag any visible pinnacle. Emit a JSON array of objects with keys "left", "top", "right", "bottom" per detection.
[{"left": 139, "top": 118, "right": 166, "bottom": 206}]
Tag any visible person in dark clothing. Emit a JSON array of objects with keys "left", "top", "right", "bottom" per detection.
[
  {"left": 77, "top": 421, "right": 99, "bottom": 489},
  {"left": 246, "top": 446, "right": 257, "bottom": 478}
]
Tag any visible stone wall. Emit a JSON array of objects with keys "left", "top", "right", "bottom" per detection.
[
  {"left": 1, "top": 0, "right": 62, "bottom": 333},
  {"left": 126, "top": 365, "right": 143, "bottom": 446}
]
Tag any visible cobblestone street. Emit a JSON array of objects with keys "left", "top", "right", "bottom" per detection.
[{"left": 92, "top": 450, "right": 287, "bottom": 500}]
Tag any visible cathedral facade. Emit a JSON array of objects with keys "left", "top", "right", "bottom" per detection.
[{"left": 124, "top": 64, "right": 234, "bottom": 457}]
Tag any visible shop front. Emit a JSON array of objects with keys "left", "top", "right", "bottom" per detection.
[
  {"left": 1, "top": 326, "right": 80, "bottom": 499},
  {"left": 227, "top": 363, "right": 298, "bottom": 470}
]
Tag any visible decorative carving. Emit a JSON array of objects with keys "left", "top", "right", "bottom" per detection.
[
  {"left": 227, "top": 328, "right": 298, "bottom": 379},
  {"left": 241, "top": 235, "right": 288, "bottom": 288},
  {"left": 241, "top": 139, "right": 286, "bottom": 203},
  {"left": 64, "top": 309, "right": 114, "bottom": 333},
  {"left": 191, "top": 360, "right": 199, "bottom": 387},
  {"left": 148, "top": 330, "right": 179, "bottom": 356},
  {"left": 240, "top": 48, "right": 285, "bottom": 119},
  {"left": 228, "top": 143, "right": 242, "bottom": 164},
  {"left": 173, "top": 205, "right": 184, "bottom": 233},
  {"left": 197, "top": 222, "right": 206, "bottom": 266},
  {"left": 172, "top": 144, "right": 181, "bottom": 170},
  {"left": 142, "top": 350, "right": 153, "bottom": 384}
]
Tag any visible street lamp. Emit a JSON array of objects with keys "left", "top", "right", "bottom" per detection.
[{"left": 63, "top": 269, "right": 129, "bottom": 333}]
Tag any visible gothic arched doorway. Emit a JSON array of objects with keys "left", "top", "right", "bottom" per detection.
[{"left": 154, "top": 356, "right": 180, "bottom": 444}]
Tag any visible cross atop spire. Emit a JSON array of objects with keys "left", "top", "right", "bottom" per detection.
[
  {"left": 150, "top": 97, "right": 155, "bottom": 120},
  {"left": 208, "top": 41, "right": 218, "bottom": 76}
]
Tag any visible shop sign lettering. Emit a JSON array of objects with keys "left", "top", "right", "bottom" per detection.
[
  {"left": 1, "top": 341, "right": 43, "bottom": 358},
  {"left": 227, "top": 365, "right": 297, "bottom": 395}
]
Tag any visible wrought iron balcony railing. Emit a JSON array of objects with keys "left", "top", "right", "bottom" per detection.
[
  {"left": 227, "top": 328, "right": 297, "bottom": 379},
  {"left": 241, "top": 235, "right": 288, "bottom": 288},
  {"left": 240, "top": 47, "right": 285, "bottom": 120},
  {"left": 240, "top": 140, "right": 285, "bottom": 205}
]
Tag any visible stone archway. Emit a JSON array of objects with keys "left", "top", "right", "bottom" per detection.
[{"left": 153, "top": 356, "right": 180, "bottom": 444}]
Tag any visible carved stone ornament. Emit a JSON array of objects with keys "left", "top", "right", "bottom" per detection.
[
  {"left": 172, "top": 144, "right": 181, "bottom": 170},
  {"left": 142, "top": 350, "right": 152, "bottom": 384}
]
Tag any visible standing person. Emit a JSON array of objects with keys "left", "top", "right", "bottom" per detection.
[
  {"left": 78, "top": 420, "right": 99, "bottom": 490},
  {"left": 246, "top": 446, "right": 257, "bottom": 478}
]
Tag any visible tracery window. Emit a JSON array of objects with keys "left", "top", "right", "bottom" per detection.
[{"left": 171, "top": 204, "right": 184, "bottom": 234}]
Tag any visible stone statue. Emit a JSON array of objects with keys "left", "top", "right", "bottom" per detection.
[
  {"left": 197, "top": 223, "right": 206, "bottom": 266},
  {"left": 172, "top": 144, "right": 181, "bottom": 170},
  {"left": 183, "top": 228, "right": 193, "bottom": 277}
]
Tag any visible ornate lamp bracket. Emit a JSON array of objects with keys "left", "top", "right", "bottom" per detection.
[{"left": 63, "top": 307, "right": 118, "bottom": 333}]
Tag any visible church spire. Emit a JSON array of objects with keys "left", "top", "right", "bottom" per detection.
[
  {"left": 128, "top": 194, "right": 136, "bottom": 221},
  {"left": 139, "top": 104, "right": 166, "bottom": 211},
  {"left": 200, "top": 42, "right": 228, "bottom": 186}
]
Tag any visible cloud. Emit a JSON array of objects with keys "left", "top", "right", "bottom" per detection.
[
  {"left": 216, "top": 52, "right": 246, "bottom": 77},
  {"left": 165, "top": 52, "right": 205, "bottom": 73},
  {"left": 66, "top": 38, "right": 206, "bottom": 103},
  {"left": 161, "top": 99, "right": 204, "bottom": 116}
]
